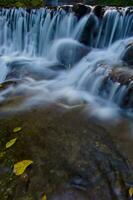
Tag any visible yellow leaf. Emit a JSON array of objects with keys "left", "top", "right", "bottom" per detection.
[
  {"left": 42, "top": 194, "right": 47, "bottom": 200},
  {"left": 13, "top": 127, "right": 22, "bottom": 133},
  {"left": 129, "top": 187, "right": 133, "bottom": 197},
  {"left": 6, "top": 138, "right": 17, "bottom": 149},
  {"left": 13, "top": 160, "right": 33, "bottom": 176},
  {"left": 0, "top": 84, "right": 3, "bottom": 88}
]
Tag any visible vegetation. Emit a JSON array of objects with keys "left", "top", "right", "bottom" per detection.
[
  {"left": 0, "top": 0, "right": 43, "bottom": 8},
  {"left": 0, "top": 0, "right": 132, "bottom": 8}
]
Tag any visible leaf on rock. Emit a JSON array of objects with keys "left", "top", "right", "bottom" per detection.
[
  {"left": 129, "top": 187, "right": 133, "bottom": 197},
  {"left": 6, "top": 138, "right": 17, "bottom": 149},
  {"left": 42, "top": 194, "right": 47, "bottom": 200},
  {"left": 13, "top": 160, "right": 33, "bottom": 176},
  {"left": 13, "top": 127, "right": 22, "bottom": 133}
]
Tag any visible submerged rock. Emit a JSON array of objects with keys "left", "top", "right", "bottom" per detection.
[
  {"left": 6, "top": 60, "right": 65, "bottom": 80},
  {"left": 79, "top": 13, "right": 99, "bottom": 45},
  {"left": 0, "top": 106, "right": 133, "bottom": 200},
  {"left": 122, "top": 44, "right": 133, "bottom": 65},
  {"left": 56, "top": 39, "right": 90, "bottom": 66}
]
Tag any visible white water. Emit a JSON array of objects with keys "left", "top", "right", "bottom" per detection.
[{"left": 0, "top": 8, "right": 132, "bottom": 118}]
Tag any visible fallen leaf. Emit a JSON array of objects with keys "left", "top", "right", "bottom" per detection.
[
  {"left": 129, "top": 187, "right": 133, "bottom": 197},
  {"left": 6, "top": 138, "right": 17, "bottom": 149},
  {"left": 0, "top": 84, "right": 3, "bottom": 88},
  {"left": 13, "top": 127, "right": 22, "bottom": 133},
  {"left": 42, "top": 194, "right": 47, "bottom": 200},
  {"left": 13, "top": 160, "right": 33, "bottom": 176}
]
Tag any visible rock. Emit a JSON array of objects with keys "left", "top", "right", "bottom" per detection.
[
  {"left": 122, "top": 44, "right": 133, "bottom": 65},
  {"left": 107, "top": 67, "right": 133, "bottom": 108},
  {"left": 0, "top": 79, "right": 18, "bottom": 90},
  {"left": 79, "top": 13, "right": 99, "bottom": 45},
  {"left": 56, "top": 39, "right": 90, "bottom": 66},
  {"left": 72, "top": 3, "right": 91, "bottom": 18},
  {"left": 93, "top": 5, "right": 104, "bottom": 18},
  {"left": 0, "top": 106, "right": 133, "bottom": 199},
  {"left": 109, "top": 67, "right": 133, "bottom": 85},
  {"left": 6, "top": 59, "right": 65, "bottom": 80},
  {"left": 50, "top": 189, "right": 88, "bottom": 200},
  {"left": 61, "top": 5, "right": 72, "bottom": 12}
]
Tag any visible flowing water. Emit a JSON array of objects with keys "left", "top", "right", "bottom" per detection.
[{"left": 0, "top": 7, "right": 133, "bottom": 119}]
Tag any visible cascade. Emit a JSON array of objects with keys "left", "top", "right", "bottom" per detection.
[{"left": 0, "top": 6, "right": 132, "bottom": 117}]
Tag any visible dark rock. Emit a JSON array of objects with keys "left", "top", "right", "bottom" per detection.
[
  {"left": 107, "top": 67, "right": 133, "bottom": 108},
  {"left": 26, "top": 8, "right": 32, "bottom": 14},
  {"left": 79, "top": 13, "right": 99, "bottom": 45},
  {"left": 72, "top": 3, "right": 91, "bottom": 18},
  {"left": 50, "top": 189, "right": 88, "bottom": 200},
  {"left": 0, "top": 79, "right": 18, "bottom": 90},
  {"left": 61, "top": 5, "right": 72, "bottom": 12},
  {"left": 93, "top": 5, "right": 104, "bottom": 18},
  {"left": 56, "top": 39, "right": 90, "bottom": 66},
  {"left": 122, "top": 44, "right": 133, "bottom": 65},
  {"left": 109, "top": 68, "right": 133, "bottom": 85},
  {"left": 0, "top": 106, "right": 133, "bottom": 199}
]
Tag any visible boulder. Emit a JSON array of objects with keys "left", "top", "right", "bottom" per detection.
[
  {"left": 109, "top": 67, "right": 133, "bottom": 85},
  {"left": 0, "top": 106, "right": 133, "bottom": 200},
  {"left": 72, "top": 3, "right": 91, "bottom": 18},
  {"left": 56, "top": 39, "right": 90, "bottom": 66},
  {"left": 121, "top": 44, "right": 133, "bottom": 65},
  {"left": 79, "top": 13, "right": 99, "bottom": 45},
  {"left": 93, "top": 5, "right": 104, "bottom": 18},
  {"left": 107, "top": 67, "right": 133, "bottom": 108}
]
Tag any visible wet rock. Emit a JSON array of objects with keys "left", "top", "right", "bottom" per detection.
[
  {"left": 72, "top": 3, "right": 91, "bottom": 18},
  {"left": 6, "top": 60, "right": 65, "bottom": 80},
  {"left": 109, "top": 68, "right": 133, "bottom": 85},
  {"left": 56, "top": 39, "right": 90, "bottom": 66},
  {"left": 0, "top": 106, "right": 133, "bottom": 199},
  {"left": 50, "top": 189, "right": 88, "bottom": 200},
  {"left": 93, "top": 5, "right": 104, "bottom": 18},
  {"left": 61, "top": 5, "right": 72, "bottom": 12},
  {"left": 0, "top": 79, "right": 18, "bottom": 90},
  {"left": 48, "top": 63, "right": 66, "bottom": 71},
  {"left": 26, "top": 8, "right": 32, "bottom": 14},
  {"left": 107, "top": 67, "right": 133, "bottom": 108},
  {"left": 122, "top": 44, "right": 133, "bottom": 65},
  {"left": 79, "top": 13, "right": 99, "bottom": 45}
]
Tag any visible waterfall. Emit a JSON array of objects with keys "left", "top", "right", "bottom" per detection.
[
  {"left": 0, "top": 8, "right": 133, "bottom": 56},
  {"left": 0, "top": 7, "right": 132, "bottom": 117}
]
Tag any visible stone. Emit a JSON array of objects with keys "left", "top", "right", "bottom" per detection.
[
  {"left": 0, "top": 106, "right": 133, "bottom": 199},
  {"left": 79, "top": 13, "right": 99, "bottom": 45},
  {"left": 93, "top": 5, "right": 104, "bottom": 18},
  {"left": 122, "top": 44, "right": 133, "bottom": 65},
  {"left": 56, "top": 39, "right": 90, "bottom": 66},
  {"left": 72, "top": 3, "right": 91, "bottom": 18},
  {"left": 6, "top": 60, "right": 65, "bottom": 80}
]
